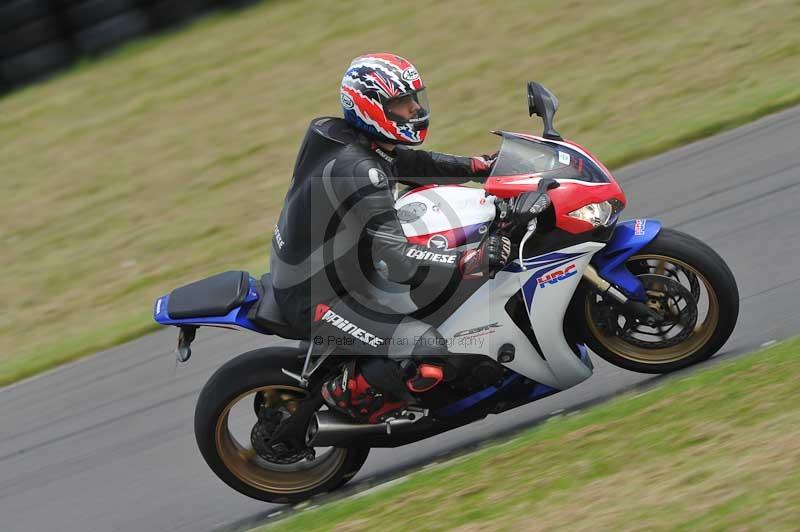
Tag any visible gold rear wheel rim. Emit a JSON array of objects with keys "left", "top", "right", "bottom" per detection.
[{"left": 214, "top": 385, "right": 347, "bottom": 493}]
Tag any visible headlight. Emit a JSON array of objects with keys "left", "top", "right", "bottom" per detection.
[{"left": 568, "top": 201, "right": 614, "bottom": 227}]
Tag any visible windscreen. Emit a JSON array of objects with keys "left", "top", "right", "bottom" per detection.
[{"left": 489, "top": 135, "right": 611, "bottom": 183}]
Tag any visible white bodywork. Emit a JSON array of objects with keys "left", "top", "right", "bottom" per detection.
[
  {"left": 436, "top": 243, "right": 602, "bottom": 389},
  {"left": 396, "top": 186, "right": 602, "bottom": 389},
  {"left": 396, "top": 186, "right": 495, "bottom": 248}
]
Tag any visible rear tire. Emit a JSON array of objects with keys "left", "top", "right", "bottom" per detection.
[
  {"left": 194, "top": 347, "right": 370, "bottom": 504},
  {"left": 577, "top": 227, "right": 739, "bottom": 373}
]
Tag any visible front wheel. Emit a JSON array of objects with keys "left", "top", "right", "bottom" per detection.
[
  {"left": 577, "top": 228, "right": 739, "bottom": 373},
  {"left": 194, "top": 347, "right": 370, "bottom": 504}
]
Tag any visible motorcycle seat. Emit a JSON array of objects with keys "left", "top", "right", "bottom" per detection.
[
  {"left": 167, "top": 271, "right": 249, "bottom": 319},
  {"left": 248, "top": 273, "right": 305, "bottom": 340}
]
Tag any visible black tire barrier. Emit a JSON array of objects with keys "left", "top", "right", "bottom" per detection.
[
  {"left": 59, "top": 0, "right": 138, "bottom": 31},
  {"left": 0, "top": 41, "right": 72, "bottom": 85},
  {"left": 72, "top": 10, "right": 150, "bottom": 55},
  {"left": 0, "top": 0, "right": 50, "bottom": 33},
  {"left": 0, "top": 16, "right": 64, "bottom": 60},
  {"left": 0, "top": 0, "right": 261, "bottom": 95},
  {"left": 142, "top": 0, "right": 211, "bottom": 29},
  {"left": 212, "top": 0, "right": 260, "bottom": 7}
]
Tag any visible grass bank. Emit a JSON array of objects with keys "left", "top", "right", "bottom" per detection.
[
  {"left": 2, "top": 0, "right": 800, "bottom": 384},
  {"left": 259, "top": 337, "right": 800, "bottom": 531}
]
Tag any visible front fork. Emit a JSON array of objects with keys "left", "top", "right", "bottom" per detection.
[
  {"left": 583, "top": 265, "right": 660, "bottom": 326},
  {"left": 581, "top": 218, "right": 664, "bottom": 325}
]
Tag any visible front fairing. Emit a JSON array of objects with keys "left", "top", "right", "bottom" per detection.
[
  {"left": 489, "top": 132, "right": 614, "bottom": 183},
  {"left": 485, "top": 132, "right": 626, "bottom": 234}
]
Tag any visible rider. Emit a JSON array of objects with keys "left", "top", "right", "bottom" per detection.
[{"left": 270, "top": 53, "right": 511, "bottom": 423}]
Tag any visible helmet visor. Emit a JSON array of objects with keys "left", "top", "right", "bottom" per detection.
[{"left": 383, "top": 89, "right": 430, "bottom": 132}]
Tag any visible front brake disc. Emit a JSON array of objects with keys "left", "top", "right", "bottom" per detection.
[{"left": 618, "top": 274, "right": 698, "bottom": 349}]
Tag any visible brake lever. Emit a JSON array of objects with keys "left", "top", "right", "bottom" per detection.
[
  {"left": 518, "top": 219, "right": 537, "bottom": 271},
  {"left": 513, "top": 189, "right": 551, "bottom": 270}
]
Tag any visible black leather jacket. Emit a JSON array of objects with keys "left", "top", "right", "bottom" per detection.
[{"left": 271, "top": 117, "right": 484, "bottom": 325}]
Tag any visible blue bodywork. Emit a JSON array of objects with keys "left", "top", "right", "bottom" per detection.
[
  {"left": 591, "top": 218, "right": 662, "bottom": 301},
  {"left": 434, "top": 342, "right": 592, "bottom": 417},
  {"left": 152, "top": 276, "right": 265, "bottom": 332}
]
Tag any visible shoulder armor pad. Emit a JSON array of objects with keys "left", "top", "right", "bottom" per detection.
[
  {"left": 310, "top": 117, "right": 358, "bottom": 145},
  {"left": 351, "top": 159, "right": 389, "bottom": 188}
]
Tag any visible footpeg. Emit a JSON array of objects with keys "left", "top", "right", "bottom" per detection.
[
  {"left": 176, "top": 326, "right": 196, "bottom": 363},
  {"left": 385, "top": 407, "right": 428, "bottom": 434}
]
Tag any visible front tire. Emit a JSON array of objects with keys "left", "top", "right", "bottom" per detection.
[
  {"left": 194, "top": 347, "right": 370, "bottom": 504},
  {"left": 578, "top": 228, "right": 739, "bottom": 373}
]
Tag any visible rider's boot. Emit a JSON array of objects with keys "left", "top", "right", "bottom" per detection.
[
  {"left": 405, "top": 362, "right": 444, "bottom": 393},
  {"left": 322, "top": 359, "right": 443, "bottom": 424}
]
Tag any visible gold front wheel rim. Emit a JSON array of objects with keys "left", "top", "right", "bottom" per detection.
[
  {"left": 586, "top": 254, "right": 720, "bottom": 364},
  {"left": 214, "top": 385, "right": 348, "bottom": 494}
]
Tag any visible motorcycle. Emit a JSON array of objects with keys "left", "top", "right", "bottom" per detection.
[{"left": 153, "top": 82, "right": 739, "bottom": 503}]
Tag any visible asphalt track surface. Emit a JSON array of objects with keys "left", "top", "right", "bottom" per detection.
[{"left": 2, "top": 107, "right": 800, "bottom": 532}]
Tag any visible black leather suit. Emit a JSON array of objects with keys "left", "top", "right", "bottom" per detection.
[{"left": 271, "top": 117, "right": 485, "bottom": 368}]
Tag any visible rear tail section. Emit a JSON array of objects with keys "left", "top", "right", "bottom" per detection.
[
  {"left": 153, "top": 270, "right": 303, "bottom": 346},
  {"left": 153, "top": 271, "right": 263, "bottom": 331}
]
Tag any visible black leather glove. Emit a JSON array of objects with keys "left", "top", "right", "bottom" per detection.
[
  {"left": 459, "top": 233, "right": 512, "bottom": 279},
  {"left": 512, "top": 191, "right": 551, "bottom": 227}
]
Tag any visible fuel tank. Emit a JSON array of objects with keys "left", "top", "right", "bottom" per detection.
[{"left": 395, "top": 185, "right": 494, "bottom": 250}]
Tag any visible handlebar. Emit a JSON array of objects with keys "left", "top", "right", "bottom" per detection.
[
  {"left": 537, "top": 177, "right": 560, "bottom": 193},
  {"left": 485, "top": 178, "right": 561, "bottom": 275}
]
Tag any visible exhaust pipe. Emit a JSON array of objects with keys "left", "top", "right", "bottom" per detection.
[{"left": 306, "top": 410, "right": 424, "bottom": 447}]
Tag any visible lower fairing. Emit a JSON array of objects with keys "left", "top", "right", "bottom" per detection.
[{"left": 437, "top": 242, "right": 603, "bottom": 389}]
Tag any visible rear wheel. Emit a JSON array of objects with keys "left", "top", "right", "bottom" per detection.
[
  {"left": 578, "top": 228, "right": 739, "bottom": 373},
  {"left": 194, "top": 347, "right": 369, "bottom": 503}
]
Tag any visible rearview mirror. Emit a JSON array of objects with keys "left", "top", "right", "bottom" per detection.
[{"left": 527, "top": 82, "right": 562, "bottom": 141}]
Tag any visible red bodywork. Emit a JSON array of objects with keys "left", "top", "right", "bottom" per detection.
[{"left": 484, "top": 135, "right": 627, "bottom": 234}]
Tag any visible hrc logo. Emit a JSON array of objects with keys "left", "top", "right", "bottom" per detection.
[{"left": 537, "top": 264, "right": 577, "bottom": 288}]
